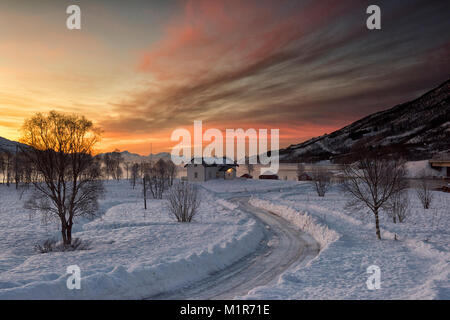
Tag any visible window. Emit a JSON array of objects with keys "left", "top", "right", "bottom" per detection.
[{"left": 194, "top": 172, "right": 198, "bottom": 179}]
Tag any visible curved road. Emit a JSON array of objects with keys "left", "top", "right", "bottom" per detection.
[{"left": 148, "top": 197, "right": 320, "bottom": 300}]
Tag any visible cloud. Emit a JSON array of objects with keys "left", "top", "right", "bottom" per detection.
[{"left": 99, "top": 0, "right": 450, "bottom": 152}]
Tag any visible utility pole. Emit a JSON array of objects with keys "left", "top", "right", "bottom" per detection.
[{"left": 143, "top": 176, "right": 147, "bottom": 210}]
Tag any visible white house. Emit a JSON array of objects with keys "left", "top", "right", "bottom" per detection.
[{"left": 185, "top": 158, "right": 238, "bottom": 182}]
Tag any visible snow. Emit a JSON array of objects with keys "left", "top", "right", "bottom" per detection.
[
  {"left": 381, "top": 126, "right": 426, "bottom": 145},
  {"left": 199, "top": 178, "right": 300, "bottom": 194},
  {"left": 0, "top": 177, "right": 448, "bottom": 299},
  {"left": 0, "top": 181, "right": 264, "bottom": 299}
]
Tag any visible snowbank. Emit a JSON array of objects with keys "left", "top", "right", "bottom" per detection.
[
  {"left": 249, "top": 198, "right": 339, "bottom": 250},
  {"left": 0, "top": 218, "right": 263, "bottom": 300}
]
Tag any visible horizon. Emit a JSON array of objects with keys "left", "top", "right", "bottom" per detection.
[{"left": 1, "top": 0, "right": 449, "bottom": 155}]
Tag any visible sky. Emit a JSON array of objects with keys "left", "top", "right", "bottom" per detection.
[{"left": 0, "top": 0, "right": 449, "bottom": 155}]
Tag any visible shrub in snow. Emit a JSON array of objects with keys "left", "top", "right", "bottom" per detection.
[
  {"left": 383, "top": 190, "right": 409, "bottom": 223},
  {"left": 416, "top": 173, "right": 434, "bottom": 209},
  {"left": 34, "top": 238, "right": 58, "bottom": 253},
  {"left": 311, "top": 167, "right": 332, "bottom": 197},
  {"left": 167, "top": 182, "right": 201, "bottom": 222},
  {"left": 35, "top": 238, "right": 91, "bottom": 253}
]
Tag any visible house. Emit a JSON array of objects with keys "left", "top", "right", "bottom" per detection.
[
  {"left": 185, "top": 158, "right": 238, "bottom": 182},
  {"left": 429, "top": 154, "right": 450, "bottom": 178}
]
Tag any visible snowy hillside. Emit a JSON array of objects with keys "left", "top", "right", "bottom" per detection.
[
  {"left": 280, "top": 79, "right": 450, "bottom": 162},
  {"left": 0, "top": 137, "right": 28, "bottom": 154}
]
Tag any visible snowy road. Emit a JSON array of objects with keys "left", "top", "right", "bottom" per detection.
[{"left": 148, "top": 197, "right": 320, "bottom": 300}]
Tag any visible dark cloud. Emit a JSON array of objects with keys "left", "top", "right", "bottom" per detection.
[{"left": 101, "top": 0, "right": 450, "bottom": 148}]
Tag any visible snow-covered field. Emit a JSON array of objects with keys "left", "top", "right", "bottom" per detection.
[
  {"left": 0, "top": 178, "right": 448, "bottom": 299},
  {"left": 0, "top": 181, "right": 263, "bottom": 299}
]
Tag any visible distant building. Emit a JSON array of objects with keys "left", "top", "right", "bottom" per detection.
[
  {"left": 429, "top": 154, "right": 450, "bottom": 178},
  {"left": 259, "top": 174, "right": 279, "bottom": 180},
  {"left": 185, "top": 158, "right": 238, "bottom": 182},
  {"left": 297, "top": 173, "right": 312, "bottom": 181}
]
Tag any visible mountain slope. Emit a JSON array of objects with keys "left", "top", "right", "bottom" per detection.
[
  {"left": 279, "top": 79, "right": 450, "bottom": 162},
  {"left": 0, "top": 137, "right": 28, "bottom": 154},
  {"left": 97, "top": 150, "right": 171, "bottom": 162}
]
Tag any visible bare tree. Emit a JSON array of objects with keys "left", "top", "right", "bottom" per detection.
[
  {"left": 247, "top": 163, "right": 254, "bottom": 177},
  {"left": 296, "top": 162, "right": 305, "bottom": 181},
  {"left": 166, "top": 160, "right": 177, "bottom": 187},
  {"left": 14, "top": 145, "right": 19, "bottom": 189},
  {"left": 124, "top": 162, "right": 131, "bottom": 180},
  {"left": 130, "top": 163, "right": 140, "bottom": 189},
  {"left": 341, "top": 157, "right": 407, "bottom": 239},
  {"left": 311, "top": 166, "right": 331, "bottom": 197},
  {"left": 102, "top": 149, "right": 123, "bottom": 180},
  {"left": 416, "top": 173, "right": 433, "bottom": 209},
  {"left": 1, "top": 151, "right": 13, "bottom": 186},
  {"left": 167, "top": 182, "right": 201, "bottom": 222},
  {"left": 0, "top": 152, "right": 4, "bottom": 183},
  {"left": 383, "top": 190, "right": 409, "bottom": 223},
  {"left": 111, "top": 150, "right": 123, "bottom": 180},
  {"left": 144, "top": 159, "right": 168, "bottom": 199},
  {"left": 20, "top": 111, "right": 104, "bottom": 246}
]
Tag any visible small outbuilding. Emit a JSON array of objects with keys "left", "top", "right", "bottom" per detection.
[
  {"left": 297, "top": 173, "right": 312, "bottom": 181},
  {"left": 259, "top": 174, "right": 279, "bottom": 180}
]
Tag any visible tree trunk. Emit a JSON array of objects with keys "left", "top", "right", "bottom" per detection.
[
  {"left": 374, "top": 209, "right": 381, "bottom": 240},
  {"left": 61, "top": 225, "right": 68, "bottom": 245},
  {"left": 61, "top": 223, "right": 72, "bottom": 245},
  {"left": 66, "top": 226, "right": 72, "bottom": 245}
]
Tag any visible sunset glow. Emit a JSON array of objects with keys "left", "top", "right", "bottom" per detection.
[{"left": 1, "top": 0, "right": 449, "bottom": 154}]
